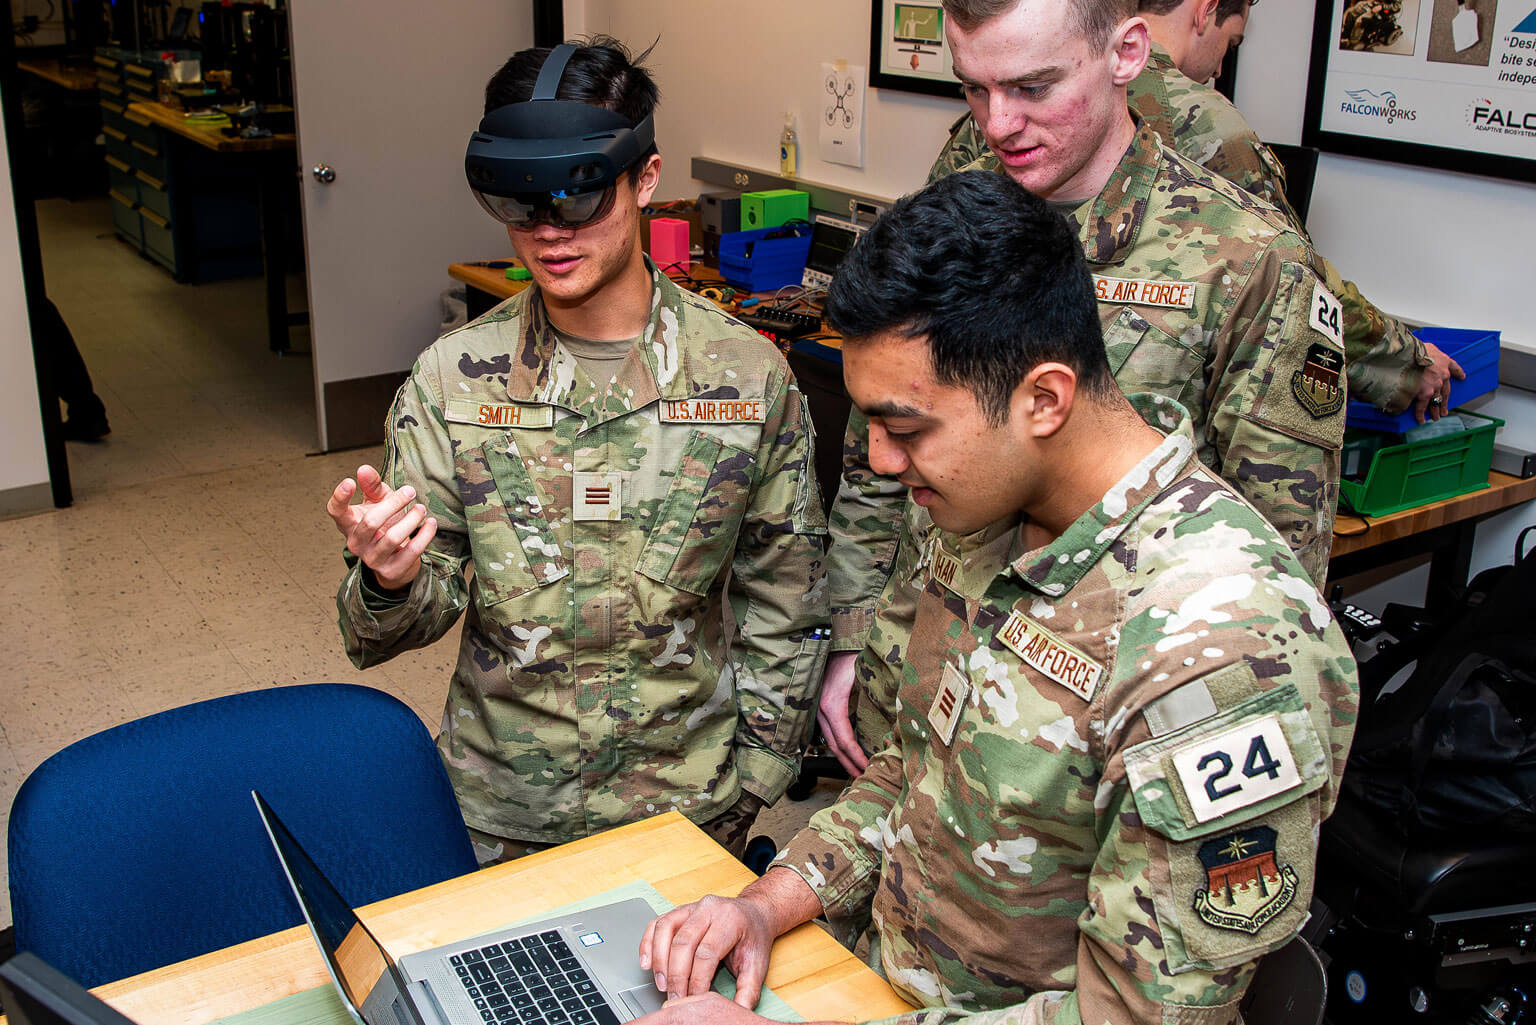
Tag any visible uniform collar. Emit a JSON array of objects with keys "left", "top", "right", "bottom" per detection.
[
  {"left": 1128, "top": 44, "right": 1177, "bottom": 138},
  {"left": 1069, "top": 117, "right": 1164, "bottom": 267},
  {"left": 1145, "top": 41, "right": 1177, "bottom": 73},
  {"left": 1006, "top": 394, "right": 1200, "bottom": 597},
  {"left": 503, "top": 258, "right": 676, "bottom": 426}
]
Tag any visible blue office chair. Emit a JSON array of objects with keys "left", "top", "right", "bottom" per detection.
[{"left": 7, "top": 683, "right": 478, "bottom": 988}]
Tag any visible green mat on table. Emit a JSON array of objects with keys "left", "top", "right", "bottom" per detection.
[{"left": 210, "top": 880, "right": 802, "bottom": 1025}]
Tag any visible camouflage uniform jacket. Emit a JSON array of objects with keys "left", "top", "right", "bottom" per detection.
[
  {"left": 780, "top": 394, "right": 1359, "bottom": 1025},
  {"left": 831, "top": 125, "right": 1347, "bottom": 756},
  {"left": 831, "top": 122, "right": 1345, "bottom": 653},
  {"left": 337, "top": 262, "right": 831, "bottom": 844},
  {"left": 1130, "top": 44, "right": 1428, "bottom": 413},
  {"left": 927, "top": 52, "right": 1428, "bottom": 412}
]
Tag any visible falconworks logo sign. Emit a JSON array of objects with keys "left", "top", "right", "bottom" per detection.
[
  {"left": 1468, "top": 98, "right": 1536, "bottom": 138},
  {"left": 1340, "top": 88, "right": 1418, "bottom": 124}
]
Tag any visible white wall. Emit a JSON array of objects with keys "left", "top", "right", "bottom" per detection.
[
  {"left": 569, "top": 0, "right": 968, "bottom": 206},
  {"left": 574, "top": 0, "right": 1536, "bottom": 357},
  {"left": 0, "top": 89, "right": 51, "bottom": 506}
]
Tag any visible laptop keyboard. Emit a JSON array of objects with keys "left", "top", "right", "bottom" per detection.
[{"left": 451, "top": 932, "right": 622, "bottom": 1025}]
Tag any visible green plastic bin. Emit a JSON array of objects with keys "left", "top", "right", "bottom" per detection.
[{"left": 1339, "top": 410, "right": 1504, "bottom": 517}]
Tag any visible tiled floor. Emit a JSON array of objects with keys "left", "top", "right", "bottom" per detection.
[{"left": 0, "top": 197, "right": 839, "bottom": 934}]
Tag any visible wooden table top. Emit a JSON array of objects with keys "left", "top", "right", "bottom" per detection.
[
  {"left": 1330, "top": 471, "right": 1536, "bottom": 558},
  {"left": 126, "top": 100, "right": 296, "bottom": 153},
  {"left": 18, "top": 59, "right": 98, "bottom": 92},
  {"left": 74, "top": 813, "right": 913, "bottom": 1025},
  {"left": 449, "top": 261, "right": 534, "bottom": 299}
]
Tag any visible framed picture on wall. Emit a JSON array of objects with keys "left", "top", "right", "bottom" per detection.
[
  {"left": 1302, "top": 0, "right": 1536, "bottom": 182},
  {"left": 868, "top": 1, "right": 962, "bottom": 97}
]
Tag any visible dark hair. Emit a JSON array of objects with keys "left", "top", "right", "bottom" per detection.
[
  {"left": 825, "top": 171, "right": 1115, "bottom": 426},
  {"left": 1138, "top": 0, "right": 1253, "bottom": 24},
  {"left": 483, "top": 35, "right": 661, "bottom": 181},
  {"left": 942, "top": 0, "right": 1136, "bottom": 48}
]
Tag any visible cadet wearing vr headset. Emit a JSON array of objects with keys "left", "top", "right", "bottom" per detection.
[{"left": 326, "top": 38, "right": 830, "bottom": 862}]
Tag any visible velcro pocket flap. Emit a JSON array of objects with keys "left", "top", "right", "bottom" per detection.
[{"left": 1126, "top": 671, "right": 1328, "bottom": 842}]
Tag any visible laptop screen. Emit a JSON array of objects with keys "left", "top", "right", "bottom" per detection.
[{"left": 252, "top": 793, "right": 393, "bottom": 1018}]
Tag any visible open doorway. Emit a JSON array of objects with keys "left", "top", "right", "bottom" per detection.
[{"left": 10, "top": 0, "right": 315, "bottom": 505}]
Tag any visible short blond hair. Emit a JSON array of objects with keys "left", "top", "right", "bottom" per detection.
[{"left": 942, "top": 0, "right": 1137, "bottom": 48}]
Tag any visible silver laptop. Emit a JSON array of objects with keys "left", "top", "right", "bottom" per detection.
[{"left": 252, "top": 791, "right": 667, "bottom": 1025}]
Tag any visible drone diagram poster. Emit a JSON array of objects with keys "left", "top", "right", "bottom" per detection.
[
  {"left": 819, "top": 62, "right": 867, "bottom": 167},
  {"left": 1304, "top": 0, "right": 1536, "bottom": 180}
]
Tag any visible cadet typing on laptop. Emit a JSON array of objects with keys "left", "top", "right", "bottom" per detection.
[{"left": 254, "top": 793, "right": 670, "bottom": 1025}]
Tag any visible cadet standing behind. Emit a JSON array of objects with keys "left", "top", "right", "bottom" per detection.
[
  {"left": 638, "top": 171, "right": 1358, "bottom": 1025},
  {"left": 325, "top": 39, "right": 830, "bottom": 862},
  {"left": 819, "top": 0, "right": 1347, "bottom": 775},
  {"left": 928, "top": 0, "right": 1463, "bottom": 422}
]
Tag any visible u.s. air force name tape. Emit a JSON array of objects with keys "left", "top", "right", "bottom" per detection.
[
  {"left": 1094, "top": 276, "right": 1196, "bottom": 311},
  {"left": 658, "top": 398, "right": 765, "bottom": 424},
  {"left": 997, "top": 610, "right": 1103, "bottom": 702}
]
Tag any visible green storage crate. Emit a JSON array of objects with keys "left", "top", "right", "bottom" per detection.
[
  {"left": 739, "top": 189, "right": 809, "bottom": 230},
  {"left": 1339, "top": 410, "right": 1503, "bottom": 517}
]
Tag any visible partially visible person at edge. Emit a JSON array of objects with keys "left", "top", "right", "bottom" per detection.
[
  {"left": 925, "top": 0, "right": 1462, "bottom": 423},
  {"left": 633, "top": 169, "right": 1359, "bottom": 1025},
  {"left": 818, "top": 0, "right": 1350, "bottom": 777},
  {"left": 324, "top": 37, "right": 830, "bottom": 863}
]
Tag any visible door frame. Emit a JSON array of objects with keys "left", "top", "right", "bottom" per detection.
[{"left": 0, "top": 0, "right": 73, "bottom": 508}]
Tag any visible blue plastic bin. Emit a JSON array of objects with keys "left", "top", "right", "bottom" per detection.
[
  {"left": 1346, "top": 327, "right": 1500, "bottom": 433},
  {"left": 717, "top": 227, "right": 813, "bottom": 292}
]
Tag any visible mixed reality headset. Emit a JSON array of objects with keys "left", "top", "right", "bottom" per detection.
[{"left": 465, "top": 43, "right": 655, "bottom": 229}]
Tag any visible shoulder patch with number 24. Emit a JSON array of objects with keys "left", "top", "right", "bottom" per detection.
[
  {"left": 1170, "top": 712, "right": 1302, "bottom": 823},
  {"left": 1308, "top": 282, "right": 1343, "bottom": 347},
  {"left": 1292, "top": 282, "right": 1345, "bottom": 419}
]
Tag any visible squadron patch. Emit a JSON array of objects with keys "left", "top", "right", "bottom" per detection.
[
  {"left": 1290, "top": 342, "right": 1345, "bottom": 419},
  {"left": 1192, "top": 825, "right": 1298, "bottom": 934}
]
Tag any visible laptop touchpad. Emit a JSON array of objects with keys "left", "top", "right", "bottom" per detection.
[{"left": 619, "top": 986, "right": 665, "bottom": 1018}]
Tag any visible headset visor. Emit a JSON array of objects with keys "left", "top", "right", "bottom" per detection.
[{"left": 471, "top": 184, "right": 618, "bottom": 229}]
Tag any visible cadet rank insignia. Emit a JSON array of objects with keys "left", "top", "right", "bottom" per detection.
[
  {"left": 927, "top": 662, "right": 971, "bottom": 745},
  {"left": 573, "top": 471, "right": 623, "bottom": 521},
  {"left": 1291, "top": 342, "right": 1344, "bottom": 419},
  {"left": 1193, "top": 825, "right": 1298, "bottom": 935}
]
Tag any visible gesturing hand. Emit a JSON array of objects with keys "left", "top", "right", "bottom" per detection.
[{"left": 326, "top": 464, "right": 437, "bottom": 592}]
